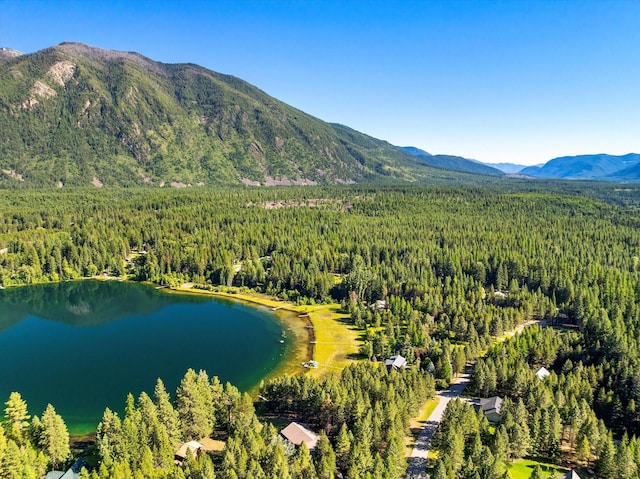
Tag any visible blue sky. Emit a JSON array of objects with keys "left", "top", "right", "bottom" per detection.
[{"left": 1, "top": 0, "right": 638, "bottom": 165}]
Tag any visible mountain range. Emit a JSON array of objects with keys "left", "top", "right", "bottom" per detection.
[
  {"left": 519, "top": 154, "right": 640, "bottom": 180},
  {"left": 0, "top": 43, "right": 637, "bottom": 186},
  {"left": 399, "top": 147, "right": 504, "bottom": 176},
  {"left": 0, "top": 43, "right": 460, "bottom": 187}
]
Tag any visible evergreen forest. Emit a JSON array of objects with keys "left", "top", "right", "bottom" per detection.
[{"left": 1, "top": 183, "right": 640, "bottom": 478}]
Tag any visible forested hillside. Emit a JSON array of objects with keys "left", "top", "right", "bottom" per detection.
[
  {"left": 2, "top": 184, "right": 640, "bottom": 477},
  {"left": 0, "top": 42, "right": 465, "bottom": 187}
]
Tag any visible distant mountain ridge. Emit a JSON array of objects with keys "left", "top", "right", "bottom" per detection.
[
  {"left": 400, "top": 146, "right": 504, "bottom": 176},
  {"left": 484, "top": 162, "right": 531, "bottom": 174},
  {"left": 609, "top": 162, "right": 640, "bottom": 180},
  {"left": 520, "top": 153, "right": 640, "bottom": 180},
  {"left": 0, "top": 42, "right": 463, "bottom": 187}
]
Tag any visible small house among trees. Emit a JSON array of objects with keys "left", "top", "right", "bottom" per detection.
[
  {"left": 565, "top": 470, "right": 581, "bottom": 479},
  {"left": 45, "top": 459, "right": 88, "bottom": 479},
  {"left": 370, "top": 299, "right": 387, "bottom": 311},
  {"left": 175, "top": 440, "right": 204, "bottom": 464},
  {"left": 478, "top": 396, "right": 503, "bottom": 423},
  {"left": 385, "top": 355, "right": 407, "bottom": 371},
  {"left": 535, "top": 366, "right": 551, "bottom": 380},
  {"left": 280, "top": 421, "right": 319, "bottom": 450}
]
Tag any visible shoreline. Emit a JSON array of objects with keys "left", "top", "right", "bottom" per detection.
[
  {"left": 165, "top": 285, "right": 317, "bottom": 379},
  {"left": 2, "top": 278, "right": 358, "bottom": 441},
  {"left": 1, "top": 278, "right": 351, "bottom": 377}
]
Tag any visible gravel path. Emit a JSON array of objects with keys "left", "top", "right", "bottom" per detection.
[{"left": 405, "top": 370, "right": 472, "bottom": 479}]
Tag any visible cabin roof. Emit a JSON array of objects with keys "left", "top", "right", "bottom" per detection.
[
  {"left": 176, "top": 440, "right": 204, "bottom": 459},
  {"left": 479, "top": 396, "right": 503, "bottom": 414},
  {"left": 281, "top": 422, "right": 319, "bottom": 450},
  {"left": 536, "top": 367, "right": 551, "bottom": 379},
  {"left": 385, "top": 355, "right": 407, "bottom": 369}
]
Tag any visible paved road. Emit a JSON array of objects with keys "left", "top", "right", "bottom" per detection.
[
  {"left": 406, "top": 370, "right": 472, "bottom": 479},
  {"left": 405, "top": 319, "right": 545, "bottom": 478}
]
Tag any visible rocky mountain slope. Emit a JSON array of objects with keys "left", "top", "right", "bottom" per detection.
[{"left": 0, "top": 42, "right": 451, "bottom": 187}]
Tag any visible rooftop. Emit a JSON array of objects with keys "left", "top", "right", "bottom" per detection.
[{"left": 281, "top": 422, "right": 319, "bottom": 450}]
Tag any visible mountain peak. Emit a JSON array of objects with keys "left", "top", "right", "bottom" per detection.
[
  {"left": 0, "top": 48, "right": 24, "bottom": 60},
  {"left": 0, "top": 43, "right": 459, "bottom": 187},
  {"left": 401, "top": 146, "right": 432, "bottom": 157},
  {"left": 48, "top": 42, "right": 165, "bottom": 76}
]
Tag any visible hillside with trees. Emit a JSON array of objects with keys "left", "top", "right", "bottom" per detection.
[{"left": 0, "top": 42, "right": 482, "bottom": 188}]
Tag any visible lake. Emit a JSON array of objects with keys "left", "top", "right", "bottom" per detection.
[{"left": 0, "top": 281, "right": 295, "bottom": 434}]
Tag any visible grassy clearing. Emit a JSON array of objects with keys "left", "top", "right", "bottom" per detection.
[
  {"left": 405, "top": 398, "right": 440, "bottom": 456},
  {"left": 507, "top": 459, "right": 568, "bottom": 479},
  {"left": 199, "top": 437, "right": 225, "bottom": 452},
  {"left": 304, "top": 303, "right": 360, "bottom": 378}
]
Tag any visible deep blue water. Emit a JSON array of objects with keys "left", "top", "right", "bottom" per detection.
[{"left": 0, "top": 281, "right": 289, "bottom": 433}]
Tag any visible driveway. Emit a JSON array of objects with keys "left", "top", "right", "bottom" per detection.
[{"left": 405, "top": 370, "right": 472, "bottom": 479}]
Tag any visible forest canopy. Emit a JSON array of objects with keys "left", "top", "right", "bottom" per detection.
[{"left": 1, "top": 183, "right": 640, "bottom": 478}]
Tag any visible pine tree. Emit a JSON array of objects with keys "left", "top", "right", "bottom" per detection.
[
  {"left": 269, "top": 442, "right": 292, "bottom": 479},
  {"left": 372, "top": 453, "right": 386, "bottom": 479},
  {"left": 291, "top": 442, "right": 317, "bottom": 479},
  {"left": 596, "top": 437, "right": 615, "bottom": 478},
  {"left": 447, "top": 428, "right": 465, "bottom": 472},
  {"left": 431, "top": 459, "right": 449, "bottom": 479},
  {"left": 154, "top": 378, "right": 180, "bottom": 441},
  {"left": 137, "top": 392, "right": 173, "bottom": 469},
  {"left": 576, "top": 434, "right": 590, "bottom": 467},
  {"left": 453, "top": 348, "right": 466, "bottom": 377},
  {"left": 1, "top": 439, "right": 24, "bottom": 478},
  {"left": 4, "top": 392, "right": 30, "bottom": 442},
  {"left": 614, "top": 437, "right": 638, "bottom": 479},
  {"left": 347, "top": 441, "right": 373, "bottom": 479},
  {"left": 0, "top": 425, "right": 6, "bottom": 465},
  {"left": 492, "top": 425, "right": 509, "bottom": 464},
  {"left": 246, "top": 459, "right": 267, "bottom": 479},
  {"left": 508, "top": 400, "right": 531, "bottom": 459},
  {"left": 175, "top": 369, "right": 215, "bottom": 440},
  {"left": 384, "top": 435, "right": 406, "bottom": 479},
  {"left": 314, "top": 431, "right": 336, "bottom": 479},
  {"left": 96, "top": 408, "right": 124, "bottom": 466},
  {"left": 529, "top": 465, "right": 543, "bottom": 479},
  {"left": 334, "top": 423, "right": 351, "bottom": 473},
  {"left": 38, "top": 404, "right": 70, "bottom": 469}
]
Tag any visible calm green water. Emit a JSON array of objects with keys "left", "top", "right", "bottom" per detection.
[{"left": 0, "top": 281, "right": 291, "bottom": 434}]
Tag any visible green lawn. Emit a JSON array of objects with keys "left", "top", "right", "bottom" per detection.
[
  {"left": 507, "top": 459, "right": 568, "bottom": 479},
  {"left": 305, "top": 303, "right": 361, "bottom": 377},
  {"left": 406, "top": 398, "right": 440, "bottom": 456}
]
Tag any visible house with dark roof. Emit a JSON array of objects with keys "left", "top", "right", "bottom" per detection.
[
  {"left": 479, "top": 396, "right": 503, "bottom": 423},
  {"left": 281, "top": 422, "right": 319, "bottom": 450},
  {"left": 565, "top": 470, "right": 581, "bottom": 479},
  {"left": 385, "top": 355, "right": 407, "bottom": 371}
]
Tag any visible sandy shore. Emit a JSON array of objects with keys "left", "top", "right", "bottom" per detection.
[{"left": 166, "top": 285, "right": 316, "bottom": 379}]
